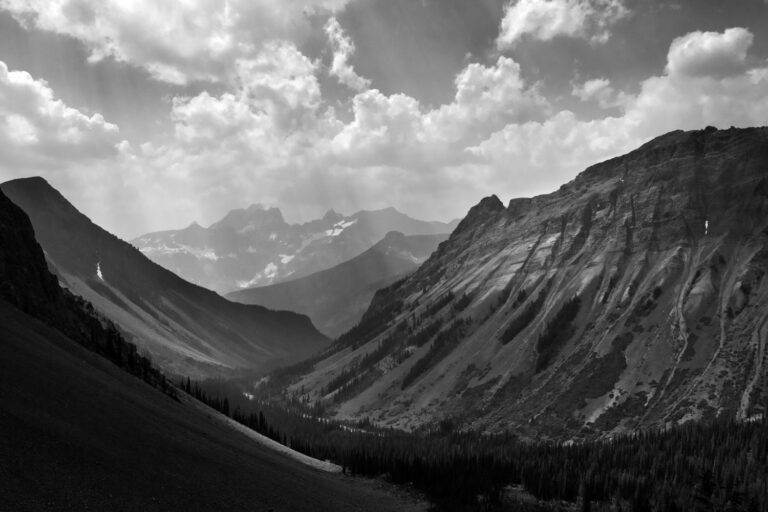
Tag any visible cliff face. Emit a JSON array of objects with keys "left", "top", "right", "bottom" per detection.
[
  {"left": 286, "top": 127, "right": 768, "bottom": 438},
  {"left": 0, "top": 189, "right": 65, "bottom": 319}
]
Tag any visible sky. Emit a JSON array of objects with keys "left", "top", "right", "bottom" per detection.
[{"left": 0, "top": 0, "right": 767, "bottom": 239}]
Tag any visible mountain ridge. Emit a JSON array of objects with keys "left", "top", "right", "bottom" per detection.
[
  {"left": 273, "top": 126, "right": 768, "bottom": 438},
  {"left": 1, "top": 177, "right": 329, "bottom": 379},
  {"left": 132, "top": 202, "right": 459, "bottom": 293},
  {"left": 0, "top": 187, "right": 421, "bottom": 510},
  {"left": 227, "top": 231, "right": 449, "bottom": 337}
]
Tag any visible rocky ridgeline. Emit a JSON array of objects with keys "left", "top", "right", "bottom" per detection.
[
  {"left": 285, "top": 126, "right": 768, "bottom": 439},
  {"left": 132, "top": 205, "right": 458, "bottom": 294}
]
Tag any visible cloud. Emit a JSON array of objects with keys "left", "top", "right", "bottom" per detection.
[
  {"left": 0, "top": 0, "right": 353, "bottom": 85},
  {"left": 666, "top": 27, "right": 754, "bottom": 78},
  {"left": 571, "top": 77, "right": 630, "bottom": 109},
  {"left": 2, "top": 22, "right": 767, "bottom": 241},
  {"left": 324, "top": 17, "right": 370, "bottom": 91},
  {"left": 0, "top": 60, "right": 120, "bottom": 168},
  {"left": 102, "top": 54, "right": 550, "bottom": 234},
  {"left": 497, "top": 0, "right": 629, "bottom": 49},
  {"left": 331, "top": 56, "right": 549, "bottom": 169},
  {"left": 475, "top": 27, "right": 768, "bottom": 195}
]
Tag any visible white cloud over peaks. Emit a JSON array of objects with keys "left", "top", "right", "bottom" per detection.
[
  {"left": 324, "top": 17, "right": 371, "bottom": 91},
  {"left": 497, "top": 0, "right": 629, "bottom": 49},
  {"left": 119, "top": 54, "right": 549, "bottom": 233},
  {"left": 331, "top": 56, "right": 549, "bottom": 168},
  {"left": 169, "top": 40, "right": 334, "bottom": 168},
  {"left": 0, "top": 0, "right": 353, "bottom": 84},
  {"left": 475, "top": 27, "right": 768, "bottom": 196},
  {"left": 0, "top": 60, "right": 120, "bottom": 168},
  {"left": 666, "top": 27, "right": 754, "bottom": 78}
]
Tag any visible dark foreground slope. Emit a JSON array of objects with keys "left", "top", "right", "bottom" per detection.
[
  {"left": 0, "top": 303, "right": 423, "bottom": 512},
  {"left": 279, "top": 126, "right": 768, "bottom": 437},
  {"left": 1, "top": 177, "right": 328, "bottom": 378},
  {"left": 228, "top": 232, "right": 449, "bottom": 337},
  {"left": 0, "top": 188, "right": 420, "bottom": 512}
]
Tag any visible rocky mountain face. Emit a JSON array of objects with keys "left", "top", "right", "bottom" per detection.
[
  {"left": 1, "top": 178, "right": 329, "bottom": 379},
  {"left": 280, "top": 127, "right": 768, "bottom": 439},
  {"left": 228, "top": 231, "right": 449, "bottom": 338},
  {"left": 132, "top": 205, "right": 458, "bottom": 294}
]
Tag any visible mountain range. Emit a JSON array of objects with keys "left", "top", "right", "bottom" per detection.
[
  {"left": 0, "top": 186, "right": 421, "bottom": 512},
  {"left": 228, "top": 231, "right": 449, "bottom": 337},
  {"left": 132, "top": 204, "right": 458, "bottom": 294},
  {"left": 273, "top": 126, "right": 768, "bottom": 439},
  {"left": 1, "top": 178, "right": 329, "bottom": 379}
]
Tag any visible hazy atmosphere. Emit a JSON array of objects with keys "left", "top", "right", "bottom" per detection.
[
  {"left": 1, "top": 0, "right": 767, "bottom": 238},
  {"left": 3, "top": 2, "right": 768, "bottom": 511}
]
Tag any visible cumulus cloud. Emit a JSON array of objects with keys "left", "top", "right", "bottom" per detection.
[
  {"left": 475, "top": 27, "right": 768, "bottom": 195},
  {"left": 95, "top": 54, "right": 551, "bottom": 234},
  {"left": 324, "top": 17, "right": 370, "bottom": 91},
  {"left": 116, "top": 25, "right": 768, "bottom": 237},
  {"left": 331, "top": 56, "right": 549, "bottom": 169},
  {"left": 497, "top": 0, "right": 629, "bottom": 49},
  {"left": 666, "top": 27, "right": 754, "bottom": 78},
  {"left": 571, "top": 77, "right": 630, "bottom": 109},
  {"left": 2, "top": 17, "right": 767, "bottom": 241},
  {"left": 0, "top": 0, "right": 353, "bottom": 84},
  {"left": 0, "top": 60, "right": 120, "bottom": 168}
]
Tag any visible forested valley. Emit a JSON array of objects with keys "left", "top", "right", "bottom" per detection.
[{"left": 181, "top": 377, "right": 768, "bottom": 512}]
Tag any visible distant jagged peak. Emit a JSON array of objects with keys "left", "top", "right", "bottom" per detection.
[
  {"left": 210, "top": 203, "right": 286, "bottom": 232},
  {"left": 351, "top": 205, "right": 404, "bottom": 219},
  {"left": 322, "top": 208, "right": 344, "bottom": 222}
]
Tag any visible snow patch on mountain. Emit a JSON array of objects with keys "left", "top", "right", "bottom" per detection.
[
  {"left": 237, "top": 262, "right": 280, "bottom": 288},
  {"left": 140, "top": 244, "right": 220, "bottom": 261},
  {"left": 325, "top": 219, "right": 357, "bottom": 237}
]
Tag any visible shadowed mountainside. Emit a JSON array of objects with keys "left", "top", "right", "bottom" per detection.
[
  {"left": 1, "top": 178, "right": 329, "bottom": 378},
  {"left": 0, "top": 189, "right": 423, "bottom": 511},
  {"left": 228, "top": 231, "right": 449, "bottom": 337}
]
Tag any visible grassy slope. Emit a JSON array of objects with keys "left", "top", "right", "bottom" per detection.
[{"left": 0, "top": 301, "right": 423, "bottom": 512}]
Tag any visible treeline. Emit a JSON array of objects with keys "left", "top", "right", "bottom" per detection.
[
  {"left": 66, "top": 293, "right": 172, "bottom": 395},
  {"left": 182, "top": 377, "right": 768, "bottom": 511}
]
